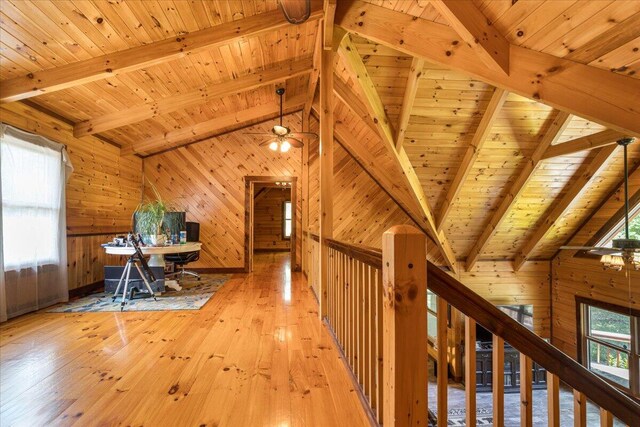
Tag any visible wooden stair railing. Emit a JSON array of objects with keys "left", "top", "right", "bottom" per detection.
[{"left": 304, "top": 228, "right": 640, "bottom": 426}]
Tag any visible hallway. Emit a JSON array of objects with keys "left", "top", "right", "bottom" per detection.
[{"left": 0, "top": 253, "right": 370, "bottom": 426}]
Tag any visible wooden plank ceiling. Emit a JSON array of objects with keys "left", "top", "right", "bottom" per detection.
[{"left": 1, "top": 0, "right": 639, "bottom": 270}]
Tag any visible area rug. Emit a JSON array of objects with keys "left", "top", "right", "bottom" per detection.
[{"left": 47, "top": 274, "right": 229, "bottom": 313}]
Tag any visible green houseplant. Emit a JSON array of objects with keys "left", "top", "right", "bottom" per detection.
[{"left": 134, "top": 181, "right": 171, "bottom": 246}]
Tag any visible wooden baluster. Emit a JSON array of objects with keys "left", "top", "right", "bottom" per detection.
[
  {"left": 599, "top": 408, "right": 613, "bottom": 427},
  {"left": 520, "top": 354, "right": 533, "bottom": 427},
  {"left": 493, "top": 335, "right": 505, "bottom": 427},
  {"left": 327, "top": 248, "right": 336, "bottom": 326},
  {"left": 354, "top": 259, "right": 360, "bottom": 379},
  {"left": 465, "top": 317, "right": 477, "bottom": 427},
  {"left": 350, "top": 256, "right": 355, "bottom": 370},
  {"left": 340, "top": 252, "right": 345, "bottom": 348},
  {"left": 365, "top": 265, "right": 372, "bottom": 404},
  {"left": 573, "top": 390, "right": 587, "bottom": 427},
  {"left": 358, "top": 261, "right": 366, "bottom": 388},
  {"left": 547, "top": 372, "right": 560, "bottom": 427},
  {"left": 437, "top": 297, "right": 448, "bottom": 427},
  {"left": 382, "top": 225, "right": 427, "bottom": 427},
  {"left": 375, "top": 269, "right": 385, "bottom": 423},
  {"left": 344, "top": 256, "right": 351, "bottom": 364}
]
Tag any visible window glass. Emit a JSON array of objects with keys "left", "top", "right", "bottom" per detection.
[
  {"left": 613, "top": 211, "right": 640, "bottom": 240},
  {"left": 587, "top": 340, "right": 629, "bottom": 388},
  {"left": 1, "top": 135, "right": 62, "bottom": 269},
  {"left": 283, "top": 201, "right": 292, "bottom": 239}
]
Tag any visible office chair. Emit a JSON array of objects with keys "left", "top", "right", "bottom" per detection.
[
  {"left": 166, "top": 251, "right": 200, "bottom": 281},
  {"left": 166, "top": 221, "right": 201, "bottom": 281}
]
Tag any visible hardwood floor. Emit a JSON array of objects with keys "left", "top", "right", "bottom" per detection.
[{"left": 0, "top": 253, "right": 370, "bottom": 426}]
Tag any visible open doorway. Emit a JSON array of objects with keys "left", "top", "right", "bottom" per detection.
[{"left": 244, "top": 176, "right": 297, "bottom": 272}]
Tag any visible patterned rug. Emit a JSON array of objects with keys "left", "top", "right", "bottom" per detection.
[{"left": 47, "top": 274, "right": 229, "bottom": 313}]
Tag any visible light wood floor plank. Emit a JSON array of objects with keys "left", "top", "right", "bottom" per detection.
[{"left": 0, "top": 253, "right": 370, "bottom": 426}]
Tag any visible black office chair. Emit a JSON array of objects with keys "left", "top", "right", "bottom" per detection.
[
  {"left": 166, "top": 221, "right": 201, "bottom": 281},
  {"left": 165, "top": 251, "right": 200, "bottom": 281}
]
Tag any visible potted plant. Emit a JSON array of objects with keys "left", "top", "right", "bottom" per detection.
[{"left": 134, "top": 182, "right": 170, "bottom": 246}]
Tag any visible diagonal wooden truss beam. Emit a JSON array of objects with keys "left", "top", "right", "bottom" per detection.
[
  {"left": 303, "top": 22, "right": 324, "bottom": 122},
  {"left": 0, "top": 7, "right": 322, "bottom": 103},
  {"left": 337, "top": 35, "right": 458, "bottom": 272},
  {"left": 430, "top": 0, "right": 510, "bottom": 75},
  {"left": 121, "top": 93, "right": 306, "bottom": 156},
  {"left": 465, "top": 111, "right": 572, "bottom": 271},
  {"left": 437, "top": 87, "right": 509, "bottom": 230},
  {"left": 335, "top": 0, "right": 640, "bottom": 138},
  {"left": 513, "top": 144, "right": 618, "bottom": 271},
  {"left": 395, "top": 57, "right": 424, "bottom": 150},
  {"left": 74, "top": 58, "right": 313, "bottom": 138},
  {"left": 541, "top": 129, "right": 626, "bottom": 160}
]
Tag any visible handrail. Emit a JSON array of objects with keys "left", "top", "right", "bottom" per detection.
[
  {"left": 309, "top": 232, "right": 640, "bottom": 425},
  {"left": 307, "top": 232, "right": 382, "bottom": 269}
]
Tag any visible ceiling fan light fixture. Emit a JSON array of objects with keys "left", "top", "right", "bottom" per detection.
[
  {"left": 600, "top": 254, "right": 625, "bottom": 271},
  {"left": 280, "top": 140, "right": 291, "bottom": 153},
  {"left": 273, "top": 125, "right": 289, "bottom": 136},
  {"left": 268, "top": 141, "right": 279, "bottom": 151}
]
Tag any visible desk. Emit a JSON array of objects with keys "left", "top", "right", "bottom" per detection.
[{"left": 104, "top": 242, "right": 202, "bottom": 267}]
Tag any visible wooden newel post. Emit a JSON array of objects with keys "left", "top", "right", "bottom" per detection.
[{"left": 382, "top": 225, "right": 428, "bottom": 427}]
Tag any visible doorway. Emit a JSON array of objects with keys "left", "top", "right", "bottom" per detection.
[{"left": 244, "top": 176, "right": 297, "bottom": 272}]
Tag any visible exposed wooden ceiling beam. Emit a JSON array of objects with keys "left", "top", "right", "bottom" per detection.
[
  {"left": 0, "top": 7, "right": 322, "bottom": 103},
  {"left": 465, "top": 111, "right": 572, "bottom": 271},
  {"left": 513, "top": 144, "right": 619, "bottom": 271},
  {"left": 395, "top": 57, "right": 424, "bottom": 150},
  {"left": 541, "top": 129, "right": 627, "bottom": 160},
  {"left": 430, "top": 0, "right": 510, "bottom": 75},
  {"left": 335, "top": 0, "right": 640, "bottom": 138},
  {"left": 303, "top": 22, "right": 324, "bottom": 122},
  {"left": 121, "top": 93, "right": 306, "bottom": 156},
  {"left": 74, "top": 58, "right": 313, "bottom": 138},
  {"left": 337, "top": 35, "right": 458, "bottom": 272},
  {"left": 436, "top": 87, "right": 509, "bottom": 230},
  {"left": 323, "top": 0, "right": 337, "bottom": 50}
]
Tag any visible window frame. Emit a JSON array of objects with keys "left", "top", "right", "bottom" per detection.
[
  {"left": 576, "top": 296, "right": 640, "bottom": 398},
  {"left": 282, "top": 200, "right": 292, "bottom": 240}
]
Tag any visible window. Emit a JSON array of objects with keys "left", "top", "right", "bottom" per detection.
[
  {"left": 1, "top": 132, "right": 63, "bottom": 269},
  {"left": 283, "top": 201, "right": 292, "bottom": 239},
  {"left": 596, "top": 201, "right": 640, "bottom": 248},
  {"left": 498, "top": 305, "right": 534, "bottom": 331},
  {"left": 578, "top": 297, "right": 640, "bottom": 397}
]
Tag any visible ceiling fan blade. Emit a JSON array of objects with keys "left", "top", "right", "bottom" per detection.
[
  {"left": 559, "top": 246, "right": 622, "bottom": 255},
  {"left": 288, "top": 138, "right": 304, "bottom": 148},
  {"left": 288, "top": 132, "right": 318, "bottom": 138},
  {"left": 258, "top": 139, "right": 276, "bottom": 147}
]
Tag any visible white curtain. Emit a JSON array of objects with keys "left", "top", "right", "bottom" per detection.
[{"left": 0, "top": 124, "right": 73, "bottom": 321}]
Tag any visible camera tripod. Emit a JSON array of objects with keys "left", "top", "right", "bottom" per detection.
[{"left": 111, "top": 234, "right": 158, "bottom": 311}]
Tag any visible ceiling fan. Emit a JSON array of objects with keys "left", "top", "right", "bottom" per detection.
[
  {"left": 559, "top": 137, "right": 639, "bottom": 270},
  {"left": 245, "top": 88, "right": 317, "bottom": 153}
]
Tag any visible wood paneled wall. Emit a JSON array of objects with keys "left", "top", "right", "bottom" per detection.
[
  {"left": 1, "top": 102, "right": 142, "bottom": 291},
  {"left": 254, "top": 187, "right": 291, "bottom": 251},
  {"left": 143, "top": 115, "right": 302, "bottom": 269},
  {"left": 458, "top": 261, "right": 551, "bottom": 337}
]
